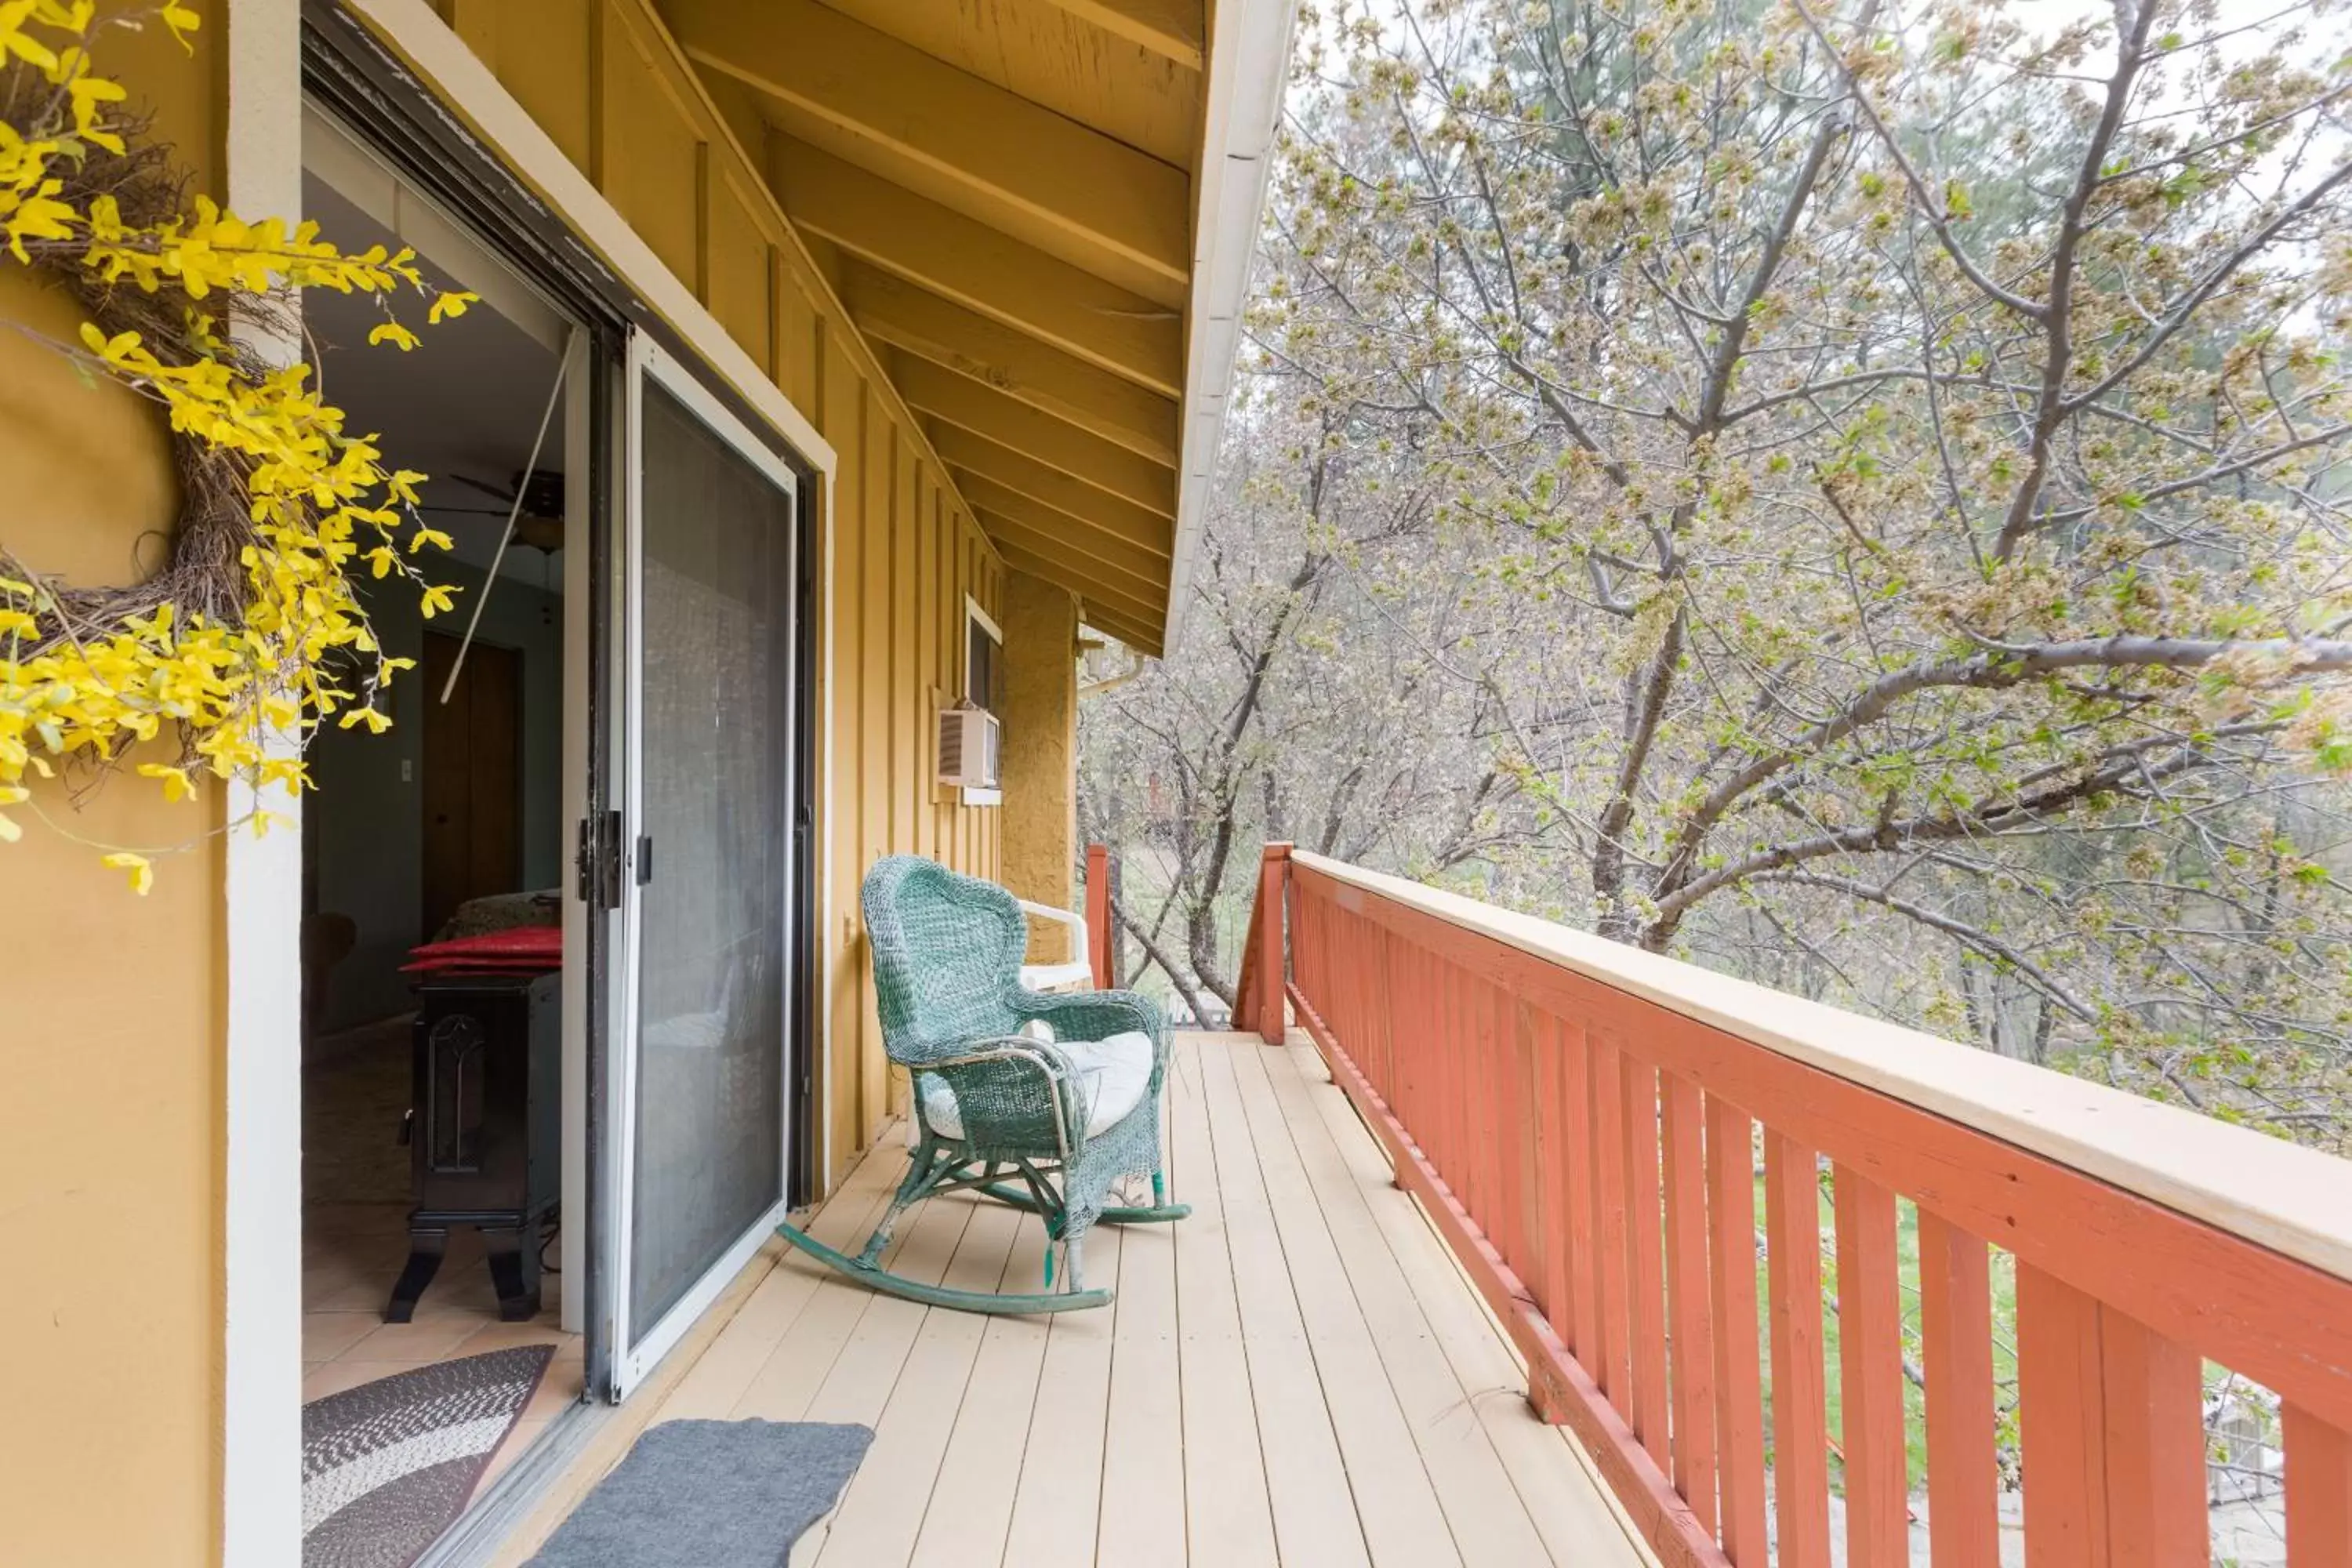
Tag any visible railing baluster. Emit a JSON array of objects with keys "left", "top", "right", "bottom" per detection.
[
  {"left": 1468, "top": 974, "right": 1497, "bottom": 1231},
  {"left": 1918, "top": 1209, "right": 1999, "bottom": 1568},
  {"left": 1505, "top": 997, "right": 1540, "bottom": 1292},
  {"left": 2016, "top": 1264, "right": 2204, "bottom": 1566},
  {"left": 1591, "top": 1033, "right": 1634, "bottom": 1421},
  {"left": 1661, "top": 1071, "right": 1717, "bottom": 1537},
  {"left": 1623, "top": 1052, "right": 1671, "bottom": 1468},
  {"left": 2100, "top": 1308, "right": 2205, "bottom": 1566},
  {"left": 2286, "top": 1402, "right": 2352, "bottom": 1566},
  {"left": 1832, "top": 1167, "right": 1907, "bottom": 1568},
  {"left": 1535, "top": 1010, "right": 1573, "bottom": 1359},
  {"left": 1398, "top": 936, "right": 1423, "bottom": 1157},
  {"left": 1766, "top": 1128, "right": 1831, "bottom": 1568},
  {"left": 1496, "top": 989, "right": 1522, "bottom": 1274},
  {"left": 1436, "top": 960, "right": 1460, "bottom": 1197},
  {"left": 1418, "top": 941, "right": 1439, "bottom": 1155},
  {"left": 1561, "top": 1016, "right": 1600, "bottom": 1369},
  {"left": 1707, "top": 1096, "right": 1768, "bottom": 1566}
]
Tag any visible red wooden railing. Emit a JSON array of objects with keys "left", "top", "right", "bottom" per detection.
[{"left": 1245, "top": 844, "right": 2352, "bottom": 1568}]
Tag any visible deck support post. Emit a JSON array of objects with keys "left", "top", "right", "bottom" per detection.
[
  {"left": 1256, "top": 843, "right": 1291, "bottom": 1043},
  {"left": 1084, "top": 843, "right": 1113, "bottom": 990}
]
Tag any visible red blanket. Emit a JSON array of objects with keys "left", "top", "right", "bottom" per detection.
[{"left": 403, "top": 924, "right": 561, "bottom": 974}]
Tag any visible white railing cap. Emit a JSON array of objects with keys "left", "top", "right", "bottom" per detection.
[{"left": 1292, "top": 848, "right": 2352, "bottom": 1285}]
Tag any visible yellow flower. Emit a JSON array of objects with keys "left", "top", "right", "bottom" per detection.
[
  {"left": 160, "top": 0, "right": 201, "bottom": 52},
  {"left": 337, "top": 706, "right": 391, "bottom": 734},
  {"left": 2, "top": 177, "right": 76, "bottom": 260},
  {"left": 58, "top": 49, "right": 127, "bottom": 154},
  {"left": 419, "top": 583, "right": 456, "bottom": 619},
  {"left": 368, "top": 320, "right": 420, "bottom": 352},
  {"left": 0, "top": 3, "right": 61, "bottom": 74},
  {"left": 408, "top": 524, "right": 452, "bottom": 554},
  {"left": 427, "top": 290, "right": 478, "bottom": 324},
  {"left": 101, "top": 851, "right": 154, "bottom": 895},
  {"left": 136, "top": 761, "right": 196, "bottom": 802}
]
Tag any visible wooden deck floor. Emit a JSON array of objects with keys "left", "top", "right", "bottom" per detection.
[{"left": 542, "top": 1033, "right": 1649, "bottom": 1567}]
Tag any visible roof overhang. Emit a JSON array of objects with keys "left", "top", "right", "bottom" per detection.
[{"left": 652, "top": 0, "right": 1296, "bottom": 657}]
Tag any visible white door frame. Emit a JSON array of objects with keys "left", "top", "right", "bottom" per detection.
[
  {"left": 223, "top": 7, "right": 851, "bottom": 1547},
  {"left": 605, "top": 331, "right": 803, "bottom": 1396},
  {"left": 220, "top": 2, "right": 307, "bottom": 1563}
]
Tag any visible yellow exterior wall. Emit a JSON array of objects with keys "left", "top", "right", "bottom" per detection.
[
  {"left": 0, "top": 2, "right": 1043, "bottom": 1556},
  {"left": 0, "top": 18, "right": 229, "bottom": 1564},
  {"left": 1000, "top": 569, "right": 1081, "bottom": 960},
  {"left": 430, "top": 0, "right": 1007, "bottom": 1174}
]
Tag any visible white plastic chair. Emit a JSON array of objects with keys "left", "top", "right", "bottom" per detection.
[{"left": 1016, "top": 899, "right": 1094, "bottom": 993}]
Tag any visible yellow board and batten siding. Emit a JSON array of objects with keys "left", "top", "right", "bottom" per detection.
[
  {"left": 430, "top": 0, "right": 1007, "bottom": 1173},
  {"left": 0, "top": 22, "right": 232, "bottom": 1566}
]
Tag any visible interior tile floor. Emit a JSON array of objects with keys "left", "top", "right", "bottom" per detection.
[{"left": 304, "top": 1017, "right": 582, "bottom": 1497}]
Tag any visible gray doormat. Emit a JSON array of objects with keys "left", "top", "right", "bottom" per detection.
[
  {"left": 526, "top": 1420, "right": 873, "bottom": 1567},
  {"left": 303, "top": 1345, "right": 555, "bottom": 1568}
]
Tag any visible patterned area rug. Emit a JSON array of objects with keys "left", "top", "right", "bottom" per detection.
[{"left": 303, "top": 1345, "right": 555, "bottom": 1568}]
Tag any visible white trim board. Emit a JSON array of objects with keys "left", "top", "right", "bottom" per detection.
[{"left": 221, "top": 5, "right": 307, "bottom": 1566}]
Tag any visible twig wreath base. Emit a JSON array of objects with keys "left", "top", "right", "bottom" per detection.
[{"left": 1, "top": 6, "right": 474, "bottom": 891}]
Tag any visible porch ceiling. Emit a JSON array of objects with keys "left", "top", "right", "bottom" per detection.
[{"left": 655, "top": 0, "right": 1275, "bottom": 658}]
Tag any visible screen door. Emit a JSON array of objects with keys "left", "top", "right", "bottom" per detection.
[{"left": 608, "top": 335, "right": 799, "bottom": 1394}]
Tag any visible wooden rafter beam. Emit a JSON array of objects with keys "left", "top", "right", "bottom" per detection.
[
  {"left": 1077, "top": 605, "right": 1164, "bottom": 656},
  {"left": 935, "top": 437, "right": 1173, "bottom": 560},
  {"left": 772, "top": 138, "right": 1181, "bottom": 398},
  {"left": 978, "top": 514, "right": 1176, "bottom": 611},
  {"left": 955, "top": 472, "right": 1176, "bottom": 594},
  {"left": 847, "top": 264, "right": 1180, "bottom": 466},
  {"left": 985, "top": 528, "right": 1167, "bottom": 630},
  {"left": 1036, "top": 0, "right": 1205, "bottom": 71},
  {"left": 666, "top": 0, "right": 1191, "bottom": 306},
  {"left": 956, "top": 471, "right": 1174, "bottom": 586},
  {"left": 895, "top": 358, "right": 1177, "bottom": 519}
]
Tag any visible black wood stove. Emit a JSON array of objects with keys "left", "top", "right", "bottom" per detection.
[{"left": 383, "top": 970, "right": 561, "bottom": 1323}]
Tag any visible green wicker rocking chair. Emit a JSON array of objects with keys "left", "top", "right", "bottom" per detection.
[{"left": 776, "top": 855, "right": 1189, "bottom": 1313}]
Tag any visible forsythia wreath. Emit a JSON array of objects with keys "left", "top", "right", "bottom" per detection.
[{"left": 0, "top": 0, "right": 469, "bottom": 889}]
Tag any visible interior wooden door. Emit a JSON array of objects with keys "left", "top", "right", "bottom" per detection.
[{"left": 421, "top": 630, "right": 522, "bottom": 940}]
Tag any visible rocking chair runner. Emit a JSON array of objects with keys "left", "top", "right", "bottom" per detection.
[{"left": 777, "top": 855, "right": 1189, "bottom": 1313}]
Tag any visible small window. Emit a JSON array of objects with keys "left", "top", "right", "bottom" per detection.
[
  {"left": 958, "top": 598, "right": 1005, "bottom": 806},
  {"left": 965, "top": 597, "right": 1002, "bottom": 713}
]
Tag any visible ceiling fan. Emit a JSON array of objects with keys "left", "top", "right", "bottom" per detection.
[{"left": 426, "top": 469, "right": 566, "bottom": 554}]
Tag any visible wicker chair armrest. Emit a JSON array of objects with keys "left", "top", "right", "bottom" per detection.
[
  {"left": 1011, "top": 989, "right": 1168, "bottom": 1092},
  {"left": 918, "top": 1037, "right": 1087, "bottom": 1152},
  {"left": 1011, "top": 988, "right": 1163, "bottom": 1048}
]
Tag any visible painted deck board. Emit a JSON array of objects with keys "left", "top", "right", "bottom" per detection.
[{"left": 535, "top": 1034, "right": 1651, "bottom": 1567}]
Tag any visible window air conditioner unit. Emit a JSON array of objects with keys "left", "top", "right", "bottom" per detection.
[{"left": 938, "top": 702, "right": 1001, "bottom": 789}]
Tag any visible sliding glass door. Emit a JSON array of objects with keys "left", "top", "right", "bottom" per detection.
[{"left": 608, "top": 336, "right": 799, "bottom": 1395}]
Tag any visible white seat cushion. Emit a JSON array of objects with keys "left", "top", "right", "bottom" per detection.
[{"left": 920, "top": 1029, "right": 1154, "bottom": 1143}]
